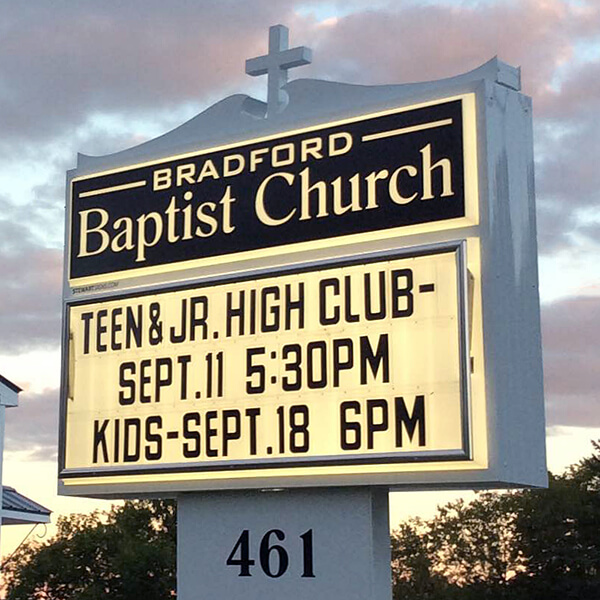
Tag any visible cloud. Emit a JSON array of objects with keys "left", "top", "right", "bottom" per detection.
[
  {"left": 302, "top": 0, "right": 597, "bottom": 95},
  {"left": 542, "top": 295, "right": 600, "bottom": 427},
  {"left": 0, "top": 0, "right": 597, "bottom": 141},
  {"left": 535, "top": 112, "right": 600, "bottom": 209},
  {"left": 537, "top": 39, "right": 600, "bottom": 121},
  {"left": 0, "top": 209, "right": 63, "bottom": 353},
  {"left": 0, "top": 0, "right": 303, "bottom": 155},
  {"left": 4, "top": 387, "right": 59, "bottom": 461},
  {"left": 5, "top": 0, "right": 586, "bottom": 144}
]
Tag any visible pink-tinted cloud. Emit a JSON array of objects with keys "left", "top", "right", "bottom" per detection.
[
  {"left": 303, "top": 0, "right": 598, "bottom": 101},
  {"left": 0, "top": 0, "right": 300, "bottom": 152},
  {"left": 4, "top": 388, "right": 58, "bottom": 461},
  {"left": 0, "top": 212, "right": 62, "bottom": 353},
  {"left": 542, "top": 295, "right": 600, "bottom": 427},
  {"left": 1, "top": 0, "right": 597, "bottom": 142},
  {"left": 541, "top": 59, "right": 600, "bottom": 121},
  {"left": 534, "top": 109, "right": 600, "bottom": 211}
]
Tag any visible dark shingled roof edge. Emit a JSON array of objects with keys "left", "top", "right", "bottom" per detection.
[{"left": 0, "top": 374, "right": 22, "bottom": 394}]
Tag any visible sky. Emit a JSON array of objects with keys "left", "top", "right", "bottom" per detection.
[{"left": 1, "top": 0, "right": 599, "bottom": 561}]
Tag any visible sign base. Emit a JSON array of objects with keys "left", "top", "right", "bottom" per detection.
[{"left": 178, "top": 487, "right": 391, "bottom": 599}]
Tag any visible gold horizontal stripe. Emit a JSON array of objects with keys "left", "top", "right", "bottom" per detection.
[
  {"left": 362, "top": 118, "right": 453, "bottom": 142},
  {"left": 79, "top": 180, "right": 147, "bottom": 198}
]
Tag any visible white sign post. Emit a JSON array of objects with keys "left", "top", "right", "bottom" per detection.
[
  {"left": 179, "top": 488, "right": 390, "bottom": 600},
  {"left": 59, "top": 25, "right": 545, "bottom": 599}
]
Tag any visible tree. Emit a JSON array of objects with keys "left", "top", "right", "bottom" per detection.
[
  {"left": 391, "top": 440, "right": 600, "bottom": 599},
  {"left": 508, "top": 441, "right": 600, "bottom": 599},
  {"left": 3, "top": 499, "right": 176, "bottom": 600},
  {"left": 391, "top": 519, "right": 448, "bottom": 599}
]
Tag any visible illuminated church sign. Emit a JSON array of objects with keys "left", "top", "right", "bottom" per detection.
[{"left": 59, "top": 25, "right": 545, "bottom": 497}]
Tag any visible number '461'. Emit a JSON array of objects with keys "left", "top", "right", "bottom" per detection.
[{"left": 226, "top": 529, "right": 315, "bottom": 578}]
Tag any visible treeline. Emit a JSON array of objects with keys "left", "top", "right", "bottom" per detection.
[
  {"left": 2, "top": 500, "right": 176, "bottom": 599},
  {"left": 392, "top": 441, "right": 600, "bottom": 599},
  {"left": 4, "top": 442, "right": 599, "bottom": 599}
]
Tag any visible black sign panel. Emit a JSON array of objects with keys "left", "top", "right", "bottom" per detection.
[{"left": 70, "top": 99, "right": 466, "bottom": 280}]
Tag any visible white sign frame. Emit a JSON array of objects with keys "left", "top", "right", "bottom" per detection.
[{"left": 59, "top": 57, "right": 546, "bottom": 497}]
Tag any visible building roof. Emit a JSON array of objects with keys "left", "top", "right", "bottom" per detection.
[
  {"left": 2, "top": 486, "right": 51, "bottom": 525},
  {"left": 0, "top": 374, "right": 21, "bottom": 394}
]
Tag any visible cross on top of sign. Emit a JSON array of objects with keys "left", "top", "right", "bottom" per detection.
[{"left": 246, "top": 24, "right": 312, "bottom": 117}]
